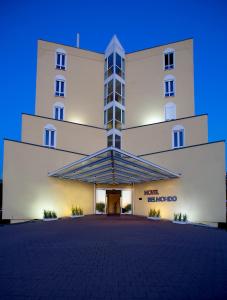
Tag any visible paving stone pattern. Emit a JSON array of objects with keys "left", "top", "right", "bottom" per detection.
[{"left": 0, "top": 215, "right": 227, "bottom": 299}]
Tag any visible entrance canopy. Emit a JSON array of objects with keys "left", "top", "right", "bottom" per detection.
[{"left": 48, "top": 147, "right": 180, "bottom": 184}]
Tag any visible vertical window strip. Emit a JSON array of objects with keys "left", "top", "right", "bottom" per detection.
[
  {"left": 55, "top": 80, "right": 65, "bottom": 97},
  {"left": 44, "top": 129, "right": 56, "bottom": 148},
  {"left": 50, "top": 130, "right": 55, "bottom": 147},
  {"left": 164, "top": 52, "right": 174, "bottom": 70},
  {"left": 56, "top": 53, "right": 66, "bottom": 70},
  {"left": 45, "top": 130, "right": 49, "bottom": 146},
  {"left": 173, "top": 129, "right": 184, "bottom": 148},
  {"left": 60, "top": 108, "right": 64, "bottom": 120},
  {"left": 55, "top": 107, "right": 58, "bottom": 120},
  {"left": 165, "top": 80, "right": 175, "bottom": 97}
]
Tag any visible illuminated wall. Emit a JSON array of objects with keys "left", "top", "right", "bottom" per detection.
[
  {"left": 3, "top": 140, "right": 94, "bottom": 220},
  {"left": 35, "top": 38, "right": 194, "bottom": 129},
  {"left": 134, "top": 141, "right": 226, "bottom": 223}
]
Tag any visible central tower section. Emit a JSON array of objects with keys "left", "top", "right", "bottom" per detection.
[{"left": 104, "top": 36, "right": 125, "bottom": 149}]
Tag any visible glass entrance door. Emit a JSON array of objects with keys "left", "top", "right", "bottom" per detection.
[
  {"left": 95, "top": 189, "right": 106, "bottom": 214},
  {"left": 95, "top": 189, "right": 132, "bottom": 215},
  {"left": 121, "top": 190, "right": 132, "bottom": 214}
]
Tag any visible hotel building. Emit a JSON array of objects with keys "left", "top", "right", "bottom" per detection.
[{"left": 2, "top": 36, "right": 226, "bottom": 225}]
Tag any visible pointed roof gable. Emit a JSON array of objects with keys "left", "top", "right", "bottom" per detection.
[{"left": 105, "top": 35, "right": 125, "bottom": 57}]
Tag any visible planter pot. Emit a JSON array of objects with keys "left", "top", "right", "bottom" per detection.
[
  {"left": 43, "top": 218, "right": 58, "bottom": 221},
  {"left": 71, "top": 215, "right": 84, "bottom": 218},
  {"left": 147, "top": 217, "right": 160, "bottom": 220},
  {"left": 172, "top": 220, "right": 188, "bottom": 225}
]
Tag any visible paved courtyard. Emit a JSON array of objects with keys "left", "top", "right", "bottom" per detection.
[{"left": 0, "top": 215, "right": 227, "bottom": 300}]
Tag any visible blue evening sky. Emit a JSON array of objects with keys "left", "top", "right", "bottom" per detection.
[{"left": 0, "top": 0, "right": 227, "bottom": 178}]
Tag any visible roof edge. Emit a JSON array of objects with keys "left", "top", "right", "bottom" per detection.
[
  {"left": 22, "top": 113, "right": 106, "bottom": 130},
  {"left": 126, "top": 37, "right": 193, "bottom": 55},
  {"left": 4, "top": 139, "right": 89, "bottom": 156},
  {"left": 139, "top": 140, "right": 225, "bottom": 157},
  {"left": 123, "top": 114, "right": 208, "bottom": 131},
  {"left": 38, "top": 39, "right": 104, "bottom": 55}
]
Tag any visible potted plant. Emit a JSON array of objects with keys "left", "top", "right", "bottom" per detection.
[
  {"left": 122, "top": 204, "right": 132, "bottom": 214},
  {"left": 147, "top": 208, "right": 161, "bottom": 220},
  {"left": 172, "top": 213, "right": 188, "bottom": 224},
  {"left": 71, "top": 206, "right": 84, "bottom": 218},
  {"left": 96, "top": 202, "right": 105, "bottom": 214},
  {"left": 43, "top": 210, "right": 58, "bottom": 221}
]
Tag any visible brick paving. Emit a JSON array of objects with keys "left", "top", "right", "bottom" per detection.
[{"left": 0, "top": 215, "right": 227, "bottom": 300}]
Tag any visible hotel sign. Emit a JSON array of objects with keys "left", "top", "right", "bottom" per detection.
[{"left": 144, "top": 190, "right": 177, "bottom": 202}]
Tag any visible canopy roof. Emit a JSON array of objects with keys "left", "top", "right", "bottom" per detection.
[{"left": 48, "top": 147, "right": 180, "bottom": 184}]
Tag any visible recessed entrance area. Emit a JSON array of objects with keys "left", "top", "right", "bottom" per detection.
[
  {"left": 106, "top": 190, "right": 121, "bottom": 215},
  {"left": 95, "top": 188, "right": 132, "bottom": 215}
]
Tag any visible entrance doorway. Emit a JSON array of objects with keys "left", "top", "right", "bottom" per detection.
[
  {"left": 95, "top": 189, "right": 132, "bottom": 215},
  {"left": 106, "top": 190, "right": 121, "bottom": 215}
]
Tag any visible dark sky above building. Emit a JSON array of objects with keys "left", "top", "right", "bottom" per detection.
[{"left": 0, "top": 0, "right": 227, "bottom": 177}]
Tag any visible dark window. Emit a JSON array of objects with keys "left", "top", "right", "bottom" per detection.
[
  {"left": 51, "top": 131, "right": 55, "bottom": 147},
  {"left": 107, "top": 107, "right": 113, "bottom": 122},
  {"left": 116, "top": 80, "right": 121, "bottom": 95},
  {"left": 60, "top": 81, "right": 64, "bottom": 93},
  {"left": 55, "top": 108, "right": 58, "bottom": 119},
  {"left": 57, "top": 53, "right": 61, "bottom": 66},
  {"left": 60, "top": 108, "right": 64, "bottom": 120},
  {"left": 108, "top": 80, "right": 113, "bottom": 95},
  {"left": 122, "top": 84, "right": 125, "bottom": 97},
  {"left": 116, "top": 53, "right": 122, "bottom": 68},
  {"left": 56, "top": 80, "right": 59, "bottom": 92},
  {"left": 165, "top": 80, "right": 174, "bottom": 97},
  {"left": 45, "top": 129, "right": 55, "bottom": 147},
  {"left": 122, "top": 110, "right": 125, "bottom": 124},
  {"left": 115, "top": 134, "right": 121, "bottom": 149},
  {"left": 107, "top": 135, "right": 113, "bottom": 147},
  {"left": 56, "top": 53, "right": 66, "bottom": 70},
  {"left": 174, "top": 131, "right": 178, "bottom": 148},
  {"left": 165, "top": 54, "right": 168, "bottom": 67},
  {"left": 45, "top": 130, "right": 49, "bottom": 145},
  {"left": 164, "top": 52, "right": 174, "bottom": 70},
  {"left": 122, "top": 58, "right": 125, "bottom": 72},
  {"left": 173, "top": 129, "right": 184, "bottom": 148},
  {"left": 115, "top": 107, "right": 121, "bottom": 121},
  {"left": 115, "top": 93, "right": 122, "bottom": 103},
  {"left": 104, "top": 110, "right": 106, "bottom": 124},
  {"left": 108, "top": 53, "right": 113, "bottom": 69},
  {"left": 179, "top": 130, "right": 184, "bottom": 147},
  {"left": 55, "top": 80, "right": 65, "bottom": 97},
  {"left": 169, "top": 53, "right": 173, "bottom": 66}
]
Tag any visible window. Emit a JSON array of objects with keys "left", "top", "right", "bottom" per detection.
[
  {"left": 164, "top": 48, "right": 174, "bottom": 70},
  {"left": 172, "top": 125, "right": 184, "bottom": 149},
  {"left": 115, "top": 53, "right": 125, "bottom": 79},
  {"left": 106, "top": 107, "right": 113, "bottom": 129},
  {"left": 105, "top": 53, "right": 114, "bottom": 78},
  {"left": 115, "top": 107, "right": 125, "bottom": 129},
  {"left": 107, "top": 133, "right": 121, "bottom": 148},
  {"left": 55, "top": 48, "right": 66, "bottom": 70},
  {"left": 55, "top": 75, "right": 65, "bottom": 97},
  {"left": 104, "top": 109, "right": 107, "bottom": 125},
  {"left": 53, "top": 103, "right": 64, "bottom": 120},
  {"left": 165, "top": 102, "right": 176, "bottom": 121},
  {"left": 104, "top": 80, "right": 114, "bottom": 105},
  {"left": 122, "top": 110, "right": 125, "bottom": 124},
  {"left": 107, "top": 134, "right": 113, "bottom": 147},
  {"left": 44, "top": 124, "right": 56, "bottom": 148},
  {"left": 115, "top": 134, "right": 121, "bottom": 149},
  {"left": 164, "top": 75, "right": 175, "bottom": 97},
  {"left": 165, "top": 80, "right": 174, "bottom": 97},
  {"left": 115, "top": 79, "right": 125, "bottom": 105}
]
